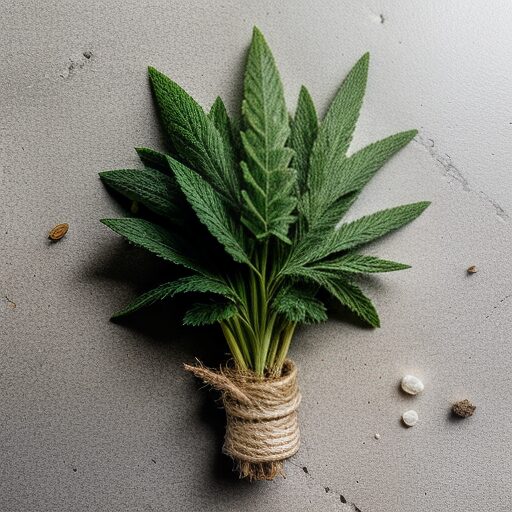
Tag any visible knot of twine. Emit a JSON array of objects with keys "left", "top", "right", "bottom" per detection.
[{"left": 184, "top": 359, "right": 301, "bottom": 463}]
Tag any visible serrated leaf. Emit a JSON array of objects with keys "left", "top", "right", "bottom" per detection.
[
  {"left": 168, "top": 156, "right": 252, "bottom": 266},
  {"left": 289, "top": 86, "right": 318, "bottom": 193},
  {"left": 324, "top": 278, "right": 380, "bottom": 327},
  {"left": 99, "top": 169, "right": 180, "bottom": 220},
  {"left": 315, "top": 254, "right": 410, "bottom": 274},
  {"left": 281, "top": 264, "right": 337, "bottom": 286},
  {"left": 135, "top": 147, "right": 172, "bottom": 172},
  {"left": 111, "top": 275, "right": 236, "bottom": 319},
  {"left": 240, "top": 27, "right": 297, "bottom": 242},
  {"left": 208, "top": 96, "right": 237, "bottom": 166},
  {"left": 333, "top": 130, "right": 417, "bottom": 199},
  {"left": 272, "top": 285, "right": 327, "bottom": 324},
  {"left": 327, "top": 201, "right": 430, "bottom": 255},
  {"left": 100, "top": 218, "right": 208, "bottom": 274},
  {"left": 183, "top": 301, "right": 237, "bottom": 326},
  {"left": 306, "top": 53, "right": 369, "bottom": 226},
  {"left": 307, "top": 191, "right": 359, "bottom": 235},
  {"left": 289, "top": 201, "right": 430, "bottom": 268},
  {"left": 148, "top": 67, "right": 240, "bottom": 207}
]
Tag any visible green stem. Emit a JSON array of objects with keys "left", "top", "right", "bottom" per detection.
[
  {"left": 220, "top": 321, "right": 248, "bottom": 371},
  {"left": 266, "top": 320, "right": 284, "bottom": 369},
  {"left": 259, "top": 241, "right": 268, "bottom": 333},
  {"left": 227, "top": 317, "right": 251, "bottom": 366},
  {"left": 273, "top": 322, "right": 296, "bottom": 376},
  {"left": 257, "top": 310, "right": 277, "bottom": 376},
  {"left": 249, "top": 269, "right": 259, "bottom": 336}
]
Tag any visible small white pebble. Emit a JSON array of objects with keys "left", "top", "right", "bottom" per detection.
[
  {"left": 374, "top": 433, "right": 381, "bottom": 440},
  {"left": 401, "top": 374, "right": 424, "bottom": 395},
  {"left": 402, "top": 410, "right": 419, "bottom": 427}
]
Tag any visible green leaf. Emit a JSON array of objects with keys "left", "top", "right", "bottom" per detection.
[
  {"left": 324, "top": 278, "right": 380, "bottom": 327},
  {"left": 289, "top": 86, "right": 318, "bottom": 193},
  {"left": 272, "top": 285, "right": 327, "bottom": 324},
  {"left": 330, "top": 130, "right": 417, "bottom": 201},
  {"left": 290, "top": 201, "right": 430, "bottom": 267},
  {"left": 306, "top": 53, "right": 369, "bottom": 226},
  {"left": 315, "top": 253, "right": 410, "bottom": 274},
  {"left": 99, "top": 169, "right": 180, "bottom": 220},
  {"left": 168, "top": 156, "right": 252, "bottom": 266},
  {"left": 111, "top": 275, "right": 236, "bottom": 319},
  {"left": 281, "top": 264, "right": 337, "bottom": 286},
  {"left": 303, "top": 191, "right": 359, "bottom": 238},
  {"left": 148, "top": 67, "right": 240, "bottom": 207},
  {"left": 240, "top": 27, "right": 297, "bottom": 243},
  {"left": 327, "top": 201, "right": 430, "bottom": 254},
  {"left": 135, "top": 147, "right": 171, "bottom": 172},
  {"left": 100, "top": 218, "right": 208, "bottom": 274},
  {"left": 208, "top": 96, "right": 237, "bottom": 164},
  {"left": 183, "top": 301, "right": 237, "bottom": 326}
]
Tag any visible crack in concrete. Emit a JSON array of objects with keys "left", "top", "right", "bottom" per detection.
[
  {"left": 414, "top": 134, "right": 508, "bottom": 221},
  {"left": 485, "top": 294, "right": 512, "bottom": 319},
  {"left": 289, "top": 460, "right": 361, "bottom": 510},
  {"left": 4, "top": 295, "right": 16, "bottom": 309}
]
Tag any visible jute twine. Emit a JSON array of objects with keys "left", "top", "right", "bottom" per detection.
[{"left": 184, "top": 359, "right": 301, "bottom": 480}]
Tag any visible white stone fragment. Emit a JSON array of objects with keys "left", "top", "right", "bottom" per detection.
[
  {"left": 401, "top": 374, "right": 424, "bottom": 395},
  {"left": 374, "top": 433, "right": 381, "bottom": 440},
  {"left": 402, "top": 410, "right": 419, "bottom": 427}
]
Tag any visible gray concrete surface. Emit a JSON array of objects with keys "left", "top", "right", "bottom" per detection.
[{"left": 1, "top": 1, "right": 512, "bottom": 510}]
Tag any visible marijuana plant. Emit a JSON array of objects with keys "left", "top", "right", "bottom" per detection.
[{"left": 100, "top": 28, "right": 429, "bottom": 377}]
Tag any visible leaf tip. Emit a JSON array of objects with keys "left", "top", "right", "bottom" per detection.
[
  {"left": 99, "top": 218, "right": 115, "bottom": 228},
  {"left": 252, "top": 25, "right": 263, "bottom": 38},
  {"left": 298, "top": 84, "right": 313, "bottom": 102},
  {"left": 361, "top": 51, "right": 370, "bottom": 66}
]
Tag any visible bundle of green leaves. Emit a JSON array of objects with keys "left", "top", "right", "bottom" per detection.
[{"left": 100, "top": 27, "right": 429, "bottom": 377}]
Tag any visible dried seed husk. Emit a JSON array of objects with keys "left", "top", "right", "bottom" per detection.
[{"left": 48, "top": 223, "right": 69, "bottom": 241}]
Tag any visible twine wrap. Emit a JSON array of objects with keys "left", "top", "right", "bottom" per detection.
[{"left": 184, "top": 359, "right": 301, "bottom": 477}]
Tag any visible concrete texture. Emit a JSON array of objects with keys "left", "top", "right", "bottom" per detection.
[{"left": 1, "top": 1, "right": 511, "bottom": 510}]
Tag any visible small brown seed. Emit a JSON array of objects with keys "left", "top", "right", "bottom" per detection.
[
  {"left": 467, "top": 265, "right": 477, "bottom": 274},
  {"left": 48, "top": 223, "right": 69, "bottom": 241},
  {"left": 452, "top": 399, "right": 476, "bottom": 418}
]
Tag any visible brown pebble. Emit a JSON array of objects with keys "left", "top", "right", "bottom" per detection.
[
  {"left": 48, "top": 223, "right": 69, "bottom": 241},
  {"left": 467, "top": 265, "right": 477, "bottom": 274},
  {"left": 452, "top": 399, "right": 476, "bottom": 418}
]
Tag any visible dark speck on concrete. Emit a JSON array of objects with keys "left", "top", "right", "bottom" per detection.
[
  {"left": 72, "top": 468, "right": 77, "bottom": 472},
  {"left": 380, "top": 14, "right": 385, "bottom": 23},
  {"left": 340, "top": 495, "right": 347, "bottom": 503},
  {"left": 152, "top": 459, "right": 156, "bottom": 464},
  {"left": 302, "top": 466, "right": 308, "bottom": 474},
  {"left": 324, "top": 487, "right": 329, "bottom": 493},
  {"left": 83, "top": 51, "right": 92, "bottom": 59}
]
